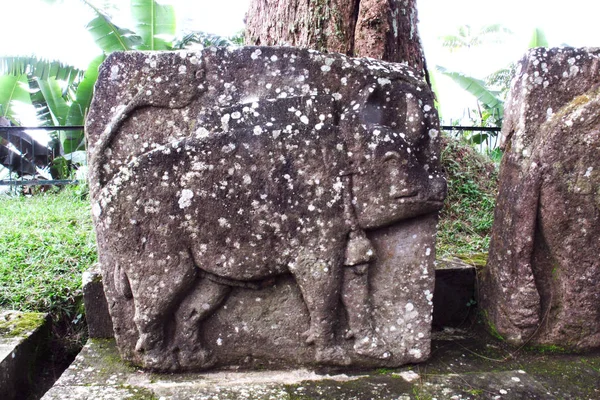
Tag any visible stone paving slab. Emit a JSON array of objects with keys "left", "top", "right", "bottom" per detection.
[
  {"left": 41, "top": 334, "right": 600, "bottom": 399},
  {"left": 0, "top": 310, "right": 49, "bottom": 400}
]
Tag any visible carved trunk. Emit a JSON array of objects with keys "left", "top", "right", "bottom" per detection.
[{"left": 245, "top": 0, "right": 428, "bottom": 75}]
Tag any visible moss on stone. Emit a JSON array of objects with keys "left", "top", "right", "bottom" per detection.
[
  {"left": 0, "top": 312, "right": 46, "bottom": 338},
  {"left": 480, "top": 310, "right": 505, "bottom": 342},
  {"left": 455, "top": 252, "right": 488, "bottom": 268}
]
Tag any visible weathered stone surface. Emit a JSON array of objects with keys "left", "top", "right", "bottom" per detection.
[
  {"left": 87, "top": 46, "right": 446, "bottom": 371},
  {"left": 0, "top": 310, "right": 49, "bottom": 400},
  {"left": 43, "top": 336, "right": 600, "bottom": 399},
  {"left": 83, "top": 264, "right": 114, "bottom": 338},
  {"left": 481, "top": 47, "right": 600, "bottom": 349}
]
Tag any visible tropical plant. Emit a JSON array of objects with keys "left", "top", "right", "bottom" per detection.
[
  {"left": 0, "top": 0, "right": 243, "bottom": 180},
  {"left": 436, "top": 26, "right": 550, "bottom": 149},
  {"left": 440, "top": 24, "right": 513, "bottom": 52}
]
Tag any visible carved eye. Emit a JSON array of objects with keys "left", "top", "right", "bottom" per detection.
[{"left": 383, "top": 151, "right": 402, "bottom": 163}]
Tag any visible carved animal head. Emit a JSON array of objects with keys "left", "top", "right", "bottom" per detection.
[{"left": 342, "top": 82, "right": 446, "bottom": 229}]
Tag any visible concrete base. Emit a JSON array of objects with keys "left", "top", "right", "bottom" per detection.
[
  {"left": 0, "top": 310, "right": 49, "bottom": 400},
  {"left": 41, "top": 333, "right": 600, "bottom": 399}
]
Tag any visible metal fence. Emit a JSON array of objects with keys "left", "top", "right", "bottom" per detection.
[{"left": 0, "top": 125, "right": 84, "bottom": 187}]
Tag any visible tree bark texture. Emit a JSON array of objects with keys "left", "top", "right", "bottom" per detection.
[{"left": 245, "top": 0, "right": 427, "bottom": 76}]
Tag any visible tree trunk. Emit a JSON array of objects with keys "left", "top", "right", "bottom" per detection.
[{"left": 245, "top": 0, "right": 427, "bottom": 77}]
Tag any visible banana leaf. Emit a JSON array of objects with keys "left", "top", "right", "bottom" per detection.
[
  {"left": 36, "top": 78, "right": 69, "bottom": 127},
  {"left": 436, "top": 66, "right": 504, "bottom": 120},
  {"left": 131, "top": 0, "right": 176, "bottom": 50},
  {"left": 65, "top": 55, "right": 106, "bottom": 153},
  {"left": 0, "top": 56, "right": 83, "bottom": 85},
  {"left": 0, "top": 74, "right": 32, "bottom": 124},
  {"left": 83, "top": 1, "right": 143, "bottom": 53},
  {"left": 529, "top": 28, "right": 549, "bottom": 48}
]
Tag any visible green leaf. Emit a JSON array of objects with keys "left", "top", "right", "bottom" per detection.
[
  {"left": 528, "top": 28, "right": 549, "bottom": 49},
  {"left": 427, "top": 70, "right": 442, "bottom": 120},
  {"left": 65, "top": 55, "right": 106, "bottom": 153},
  {"left": 0, "top": 74, "right": 32, "bottom": 124},
  {"left": 83, "top": 1, "right": 143, "bottom": 53},
  {"left": 0, "top": 57, "right": 84, "bottom": 82},
  {"left": 67, "top": 55, "right": 105, "bottom": 127},
  {"left": 36, "top": 78, "right": 69, "bottom": 127},
  {"left": 131, "top": 0, "right": 176, "bottom": 50},
  {"left": 436, "top": 66, "right": 504, "bottom": 121}
]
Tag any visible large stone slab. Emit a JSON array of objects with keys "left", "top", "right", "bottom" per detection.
[
  {"left": 86, "top": 46, "right": 446, "bottom": 371},
  {"left": 43, "top": 336, "right": 600, "bottom": 399},
  {"left": 481, "top": 47, "right": 600, "bottom": 348},
  {"left": 0, "top": 310, "right": 49, "bottom": 400},
  {"left": 83, "top": 264, "right": 114, "bottom": 338}
]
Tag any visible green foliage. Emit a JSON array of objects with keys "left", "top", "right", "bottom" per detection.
[
  {"left": 0, "top": 186, "right": 97, "bottom": 315},
  {"left": 130, "top": 0, "right": 176, "bottom": 50},
  {"left": 436, "top": 66, "right": 504, "bottom": 125},
  {"left": 440, "top": 24, "right": 513, "bottom": 51},
  {"left": 437, "top": 135, "right": 499, "bottom": 258},
  {"left": 83, "top": 0, "right": 142, "bottom": 52},
  {"left": 0, "top": 74, "right": 32, "bottom": 124},
  {"left": 0, "top": 56, "right": 83, "bottom": 83},
  {"left": 529, "top": 27, "right": 549, "bottom": 48},
  {"left": 173, "top": 31, "right": 243, "bottom": 49}
]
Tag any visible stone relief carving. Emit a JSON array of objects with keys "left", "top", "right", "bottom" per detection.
[
  {"left": 481, "top": 48, "right": 600, "bottom": 349},
  {"left": 87, "top": 47, "right": 446, "bottom": 371}
]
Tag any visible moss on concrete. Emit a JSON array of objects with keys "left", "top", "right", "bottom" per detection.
[{"left": 0, "top": 312, "right": 46, "bottom": 338}]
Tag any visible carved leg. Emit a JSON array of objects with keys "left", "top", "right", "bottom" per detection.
[
  {"left": 130, "top": 251, "right": 197, "bottom": 370},
  {"left": 342, "top": 263, "right": 391, "bottom": 359},
  {"left": 292, "top": 253, "right": 350, "bottom": 366},
  {"left": 175, "top": 276, "right": 231, "bottom": 369}
]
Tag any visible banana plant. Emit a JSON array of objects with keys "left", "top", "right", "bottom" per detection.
[
  {"left": 435, "top": 26, "right": 551, "bottom": 148},
  {"left": 0, "top": 0, "right": 236, "bottom": 179},
  {"left": 82, "top": 0, "right": 175, "bottom": 53}
]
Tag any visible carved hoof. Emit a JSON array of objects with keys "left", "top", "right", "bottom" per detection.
[
  {"left": 178, "top": 348, "right": 216, "bottom": 370},
  {"left": 315, "top": 345, "right": 352, "bottom": 366},
  {"left": 140, "top": 349, "right": 180, "bottom": 372},
  {"left": 302, "top": 329, "right": 316, "bottom": 345},
  {"left": 353, "top": 336, "right": 392, "bottom": 360},
  {"left": 135, "top": 332, "right": 162, "bottom": 353}
]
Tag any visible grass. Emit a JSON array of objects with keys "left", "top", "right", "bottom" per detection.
[
  {"left": 0, "top": 185, "right": 97, "bottom": 317},
  {"left": 437, "top": 134, "right": 499, "bottom": 259}
]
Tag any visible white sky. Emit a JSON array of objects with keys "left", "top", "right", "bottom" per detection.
[{"left": 1, "top": 0, "right": 599, "bottom": 123}]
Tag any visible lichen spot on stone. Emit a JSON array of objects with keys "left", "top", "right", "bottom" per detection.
[
  {"left": 196, "top": 127, "right": 210, "bottom": 138},
  {"left": 179, "top": 189, "right": 194, "bottom": 209},
  {"left": 251, "top": 49, "right": 262, "bottom": 60},
  {"left": 377, "top": 77, "right": 391, "bottom": 86},
  {"left": 110, "top": 65, "right": 119, "bottom": 80},
  {"left": 178, "top": 65, "right": 187, "bottom": 74},
  {"left": 92, "top": 203, "right": 102, "bottom": 217}
]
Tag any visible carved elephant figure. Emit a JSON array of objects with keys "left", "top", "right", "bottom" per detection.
[{"left": 89, "top": 47, "right": 446, "bottom": 371}]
